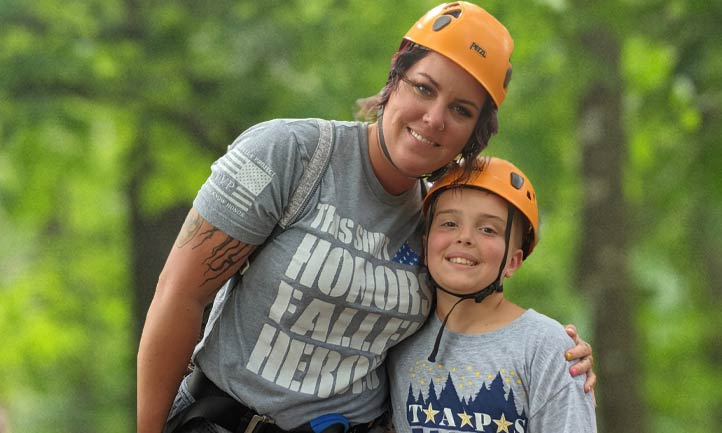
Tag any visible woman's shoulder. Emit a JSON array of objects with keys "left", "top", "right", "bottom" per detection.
[
  {"left": 239, "top": 118, "right": 320, "bottom": 141},
  {"left": 248, "top": 117, "right": 364, "bottom": 132},
  {"left": 237, "top": 118, "right": 362, "bottom": 147}
]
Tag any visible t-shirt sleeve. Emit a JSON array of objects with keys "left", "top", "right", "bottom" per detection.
[
  {"left": 192, "top": 119, "right": 318, "bottom": 245},
  {"left": 529, "top": 383, "right": 596, "bottom": 432},
  {"left": 526, "top": 316, "right": 597, "bottom": 432}
]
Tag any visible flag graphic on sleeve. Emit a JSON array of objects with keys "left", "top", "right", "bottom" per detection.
[{"left": 209, "top": 152, "right": 273, "bottom": 213}]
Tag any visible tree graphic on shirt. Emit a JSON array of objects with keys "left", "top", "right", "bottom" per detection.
[{"left": 404, "top": 372, "right": 527, "bottom": 432}]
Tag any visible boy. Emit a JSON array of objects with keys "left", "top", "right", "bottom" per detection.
[{"left": 388, "top": 156, "right": 597, "bottom": 433}]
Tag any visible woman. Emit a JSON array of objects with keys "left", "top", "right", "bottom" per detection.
[{"left": 137, "top": 3, "right": 595, "bottom": 433}]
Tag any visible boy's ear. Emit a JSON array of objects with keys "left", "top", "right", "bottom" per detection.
[{"left": 503, "top": 248, "right": 524, "bottom": 279}]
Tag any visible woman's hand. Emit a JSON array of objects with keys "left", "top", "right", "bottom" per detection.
[{"left": 564, "top": 324, "right": 597, "bottom": 396}]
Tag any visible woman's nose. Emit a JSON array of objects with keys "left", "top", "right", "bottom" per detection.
[{"left": 423, "top": 102, "right": 446, "bottom": 132}]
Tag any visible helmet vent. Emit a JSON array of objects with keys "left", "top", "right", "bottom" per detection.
[
  {"left": 503, "top": 67, "right": 513, "bottom": 89},
  {"left": 510, "top": 172, "right": 524, "bottom": 190},
  {"left": 445, "top": 9, "right": 462, "bottom": 18},
  {"left": 432, "top": 15, "right": 453, "bottom": 31},
  {"left": 444, "top": 2, "right": 462, "bottom": 13},
  {"left": 433, "top": 5, "right": 462, "bottom": 31}
]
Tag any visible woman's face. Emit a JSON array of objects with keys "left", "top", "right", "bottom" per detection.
[{"left": 381, "top": 51, "right": 488, "bottom": 178}]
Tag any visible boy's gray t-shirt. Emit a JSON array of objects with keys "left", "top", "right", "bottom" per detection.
[
  {"left": 191, "top": 118, "right": 433, "bottom": 429},
  {"left": 387, "top": 309, "right": 597, "bottom": 433}
]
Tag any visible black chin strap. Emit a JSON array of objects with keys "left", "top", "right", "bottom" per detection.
[
  {"left": 377, "top": 109, "right": 400, "bottom": 171},
  {"left": 377, "top": 109, "right": 435, "bottom": 180},
  {"left": 427, "top": 205, "right": 515, "bottom": 362}
]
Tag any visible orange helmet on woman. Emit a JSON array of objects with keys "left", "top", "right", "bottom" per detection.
[
  {"left": 403, "top": 2, "right": 514, "bottom": 107},
  {"left": 423, "top": 156, "right": 539, "bottom": 258}
]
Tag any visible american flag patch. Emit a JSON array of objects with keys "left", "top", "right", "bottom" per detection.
[
  {"left": 392, "top": 241, "right": 421, "bottom": 266},
  {"left": 209, "top": 152, "right": 273, "bottom": 213}
]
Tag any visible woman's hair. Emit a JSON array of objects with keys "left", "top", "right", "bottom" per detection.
[{"left": 355, "top": 43, "right": 500, "bottom": 181}]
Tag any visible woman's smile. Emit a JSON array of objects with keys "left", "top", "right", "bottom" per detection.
[{"left": 408, "top": 127, "right": 439, "bottom": 147}]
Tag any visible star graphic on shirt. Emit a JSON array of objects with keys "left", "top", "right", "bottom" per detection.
[
  {"left": 457, "top": 411, "right": 473, "bottom": 428},
  {"left": 392, "top": 241, "right": 421, "bottom": 265},
  {"left": 493, "top": 413, "right": 513, "bottom": 433},
  {"left": 423, "top": 403, "right": 439, "bottom": 423}
]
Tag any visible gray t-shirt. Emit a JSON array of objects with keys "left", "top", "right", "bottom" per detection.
[
  {"left": 387, "top": 309, "right": 596, "bottom": 433},
  {"left": 191, "top": 118, "right": 433, "bottom": 429}
]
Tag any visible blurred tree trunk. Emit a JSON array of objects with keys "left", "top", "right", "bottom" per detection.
[
  {"left": 129, "top": 185, "right": 188, "bottom": 345},
  {"left": 693, "top": 104, "right": 722, "bottom": 424},
  {"left": 695, "top": 34, "right": 722, "bottom": 426},
  {"left": 121, "top": 0, "right": 190, "bottom": 347},
  {"left": 699, "top": 215, "right": 722, "bottom": 426},
  {"left": 576, "top": 25, "right": 647, "bottom": 433},
  {"left": 127, "top": 118, "right": 189, "bottom": 344}
]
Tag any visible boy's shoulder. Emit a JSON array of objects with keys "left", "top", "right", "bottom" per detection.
[
  {"left": 522, "top": 308, "right": 565, "bottom": 328},
  {"left": 513, "top": 309, "right": 575, "bottom": 348}
]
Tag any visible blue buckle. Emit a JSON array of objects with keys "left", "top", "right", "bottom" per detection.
[{"left": 309, "top": 414, "right": 349, "bottom": 433}]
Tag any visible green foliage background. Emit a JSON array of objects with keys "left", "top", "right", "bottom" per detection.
[{"left": 1, "top": 0, "right": 720, "bottom": 432}]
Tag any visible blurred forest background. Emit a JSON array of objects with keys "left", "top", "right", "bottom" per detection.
[{"left": 1, "top": 0, "right": 720, "bottom": 432}]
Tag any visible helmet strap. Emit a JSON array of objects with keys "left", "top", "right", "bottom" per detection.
[
  {"left": 377, "top": 108, "right": 438, "bottom": 181},
  {"left": 427, "top": 204, "right": 515, "bottom": 362},
  {"left": 377, "top": 108, "right": 400, "bottom": 172}
]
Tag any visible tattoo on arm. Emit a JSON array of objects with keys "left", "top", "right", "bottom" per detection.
[
  {"left": 193, "top": 227, "right": 254, "bottom": 286},
  {"left": 176, "top": 211, "right": 202, "bottom": 248}
]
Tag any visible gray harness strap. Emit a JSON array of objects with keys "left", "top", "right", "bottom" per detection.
[{"left": 280, "top": 119, "right": 334, "bottom": 228}]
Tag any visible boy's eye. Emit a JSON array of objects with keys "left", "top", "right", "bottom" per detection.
[
  {"left": 440, "top": 220, "right": 457, "bottom": 228},
  {"left": 479, "top": 226, "right": 498, "bottom": 235}
]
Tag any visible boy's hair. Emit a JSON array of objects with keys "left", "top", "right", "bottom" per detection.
[{"left": 422, "top": 156, "right": 539, "bottom": 259}]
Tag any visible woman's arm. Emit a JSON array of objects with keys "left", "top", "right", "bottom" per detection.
[
  {"left": 137, "top": 208, "right": 256, "bottom": 433},
  {"left": 564, "top": 324, "right": 597, "bottom": 395}
]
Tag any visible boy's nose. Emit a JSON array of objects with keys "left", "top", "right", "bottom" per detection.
[
  {"left": 456, "top": 237, "right": 472, "bottom": 245},
  {"left": 456, "top": 228, "right": 474, "bottom": 245}
]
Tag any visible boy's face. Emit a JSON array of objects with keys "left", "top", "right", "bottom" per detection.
[{"left": 425, "top": 188, "right": 523, "bottom": 294}]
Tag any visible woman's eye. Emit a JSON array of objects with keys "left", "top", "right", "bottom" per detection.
[
  {"left": 414, "top": 82, "right": 433, "bottom": 96},
  {"left": 453, "top": 105, "right": 473, "bottom": 118}
]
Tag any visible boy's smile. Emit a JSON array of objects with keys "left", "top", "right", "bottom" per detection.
[{"left": 446, "top": 254, "right": 478, "bottom": 266}]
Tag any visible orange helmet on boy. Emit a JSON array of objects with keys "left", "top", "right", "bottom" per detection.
[{"left": 423, "top": 156, "right": 539, "bottom": 258}]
